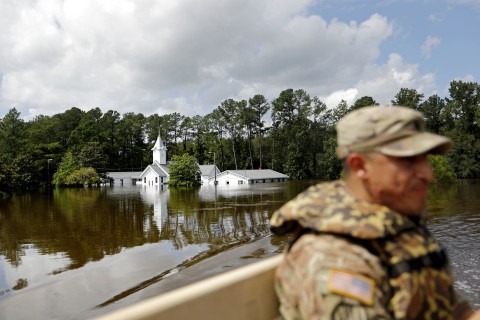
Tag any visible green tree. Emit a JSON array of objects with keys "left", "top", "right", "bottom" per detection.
[
  {"left": 204, "top": 108, "right": 226, "bottom": 170},
  {"left": 52, "top": 151, "right": 80, "bottom": 186},
  {"left": 219, "top": 99, "right": 248, "bottom": 170},
  {"left": 272, "top": 89, "right": 311, "bottom": 126},
  {"left": 445, "top": 80, "right": 480, "bottom": 136},
  {"left": 442, "top": 81, "right": 480, "bottom": 179},
  {"left": 248, "top": 94, "right": 270, "bottom": 169},
  {"left": 0, "top": 109, "right": 50, "bottom": 193},
  {"left": 311, "top": 97, "right": 329, "bottom": 179},
  {"left": 428, "top": 155, "right": 457, "bottom": 185},
  {"left": 271, "top": 89, "right": 312, "bottom": 179},
  {"left": 315, "top": 100, "right": 351, "bottom": 180},
  {"left": 98, "top": 110, "right": 121, "bottom": 169},
  {"left": 65, "top": 167, "right": 102, "bottom": 187},
  {"left": 391, "top": 88, "right": 424, "bottom": 109},
  {"left": 168, "top": 154, "right": 201, "bottom": 187},
  {"left": 190, "top": 115, "right": 207, "bottom": 164},
  {"left": 179, "top": 116, "right": 194, "bottom": 153},
  {"left": 350, "top": 96, "right": 378, "bottom": 111},
  {"left": 445, "top": 129, "right": 480, "bottom": 179},
  {"left": 68, "top": 108, "right": 103, "bottom": 149},
  {"left": 54, "top": 107, "right": 85, "bottom": 147},
  {"left": 76, "top": 142, "right": 108, "bottom": 174},
  {"left": 0, "top": 154, "right": 41, "bottom": 193},
  {"left": 419, "top": 95, "right": 445, "bottom": 134},
  {"left": 330, "top": 100, "right": 350, "bottom": 123},
  {"left": 169, "top": 112, "right": 184, "bottom": 156},
  {"left": 239, "top": 103, "right": 256, "bottom": 169},
  {"left": 27, "top": 115, "right": 63, "bottom": 150},
  {"left": 10, "top": 153, "right": 42, "bottom": 191},
  {"left": 0, "top": 108, "right": 26, "bottom": 161},
  {"left": 0, "top": 158, "right": 14, "bottom": 193},
  {"left": 117, "top": 113, "right": 146, "bottom": 170},
  {"left": 26, "top": 115, "right": 64, "bottom": 184},
  {"left": 145, "top": 114, "right": 162, "bottom": 143}
]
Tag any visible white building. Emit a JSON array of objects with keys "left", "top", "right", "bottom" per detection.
[
  {"left": 210, "top": 169, "right": 289, "bottom": 185},
  {"left": 137, "top": 135, "right": 220, "bottom": 186},
  {"left": 138, "top": 135, "right": 170, "bottom": 186},
  {"left": 198, "top": 164, "right": 220, "bottom": 184},
  {"left": 107, "top": 171, "right": 142, "bottom": 185}
]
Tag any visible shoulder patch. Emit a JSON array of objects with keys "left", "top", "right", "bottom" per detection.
[{"left": 327, "top": 269, "right": 375, "bottom": 305}]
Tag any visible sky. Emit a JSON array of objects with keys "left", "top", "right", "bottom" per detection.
[{"left": 0, "top": 0, "right": 479, "bottom": 120}]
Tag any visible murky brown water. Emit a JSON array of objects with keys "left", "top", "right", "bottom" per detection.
[
  {"left": 0, "top": 180, "right": 478, "bottom": 319},
  {"left": 426, "top": 181, "right": 480, "bottom": 308}
]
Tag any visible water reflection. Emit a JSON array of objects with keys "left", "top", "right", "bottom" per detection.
[
  {"left": 0, "top": 188, "right": 159, "bottom": 299},
  {"left": 0, "top": 181, "right": 312, "bottom": 300},
  {"left": 0, "top": 180, "right": 478, "bottom": 309}
]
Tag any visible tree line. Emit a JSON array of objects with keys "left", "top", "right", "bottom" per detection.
[{"left": 1, "top": 80, "right": 479, "bottom": 194}]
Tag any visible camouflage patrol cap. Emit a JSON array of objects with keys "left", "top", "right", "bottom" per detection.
[{"left": 336, "top": 105, "right": 453, "bottom": 158}]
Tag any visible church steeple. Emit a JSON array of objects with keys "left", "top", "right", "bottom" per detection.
[{"left": 152, "top": 135, "right": 167, "bottom": 165}]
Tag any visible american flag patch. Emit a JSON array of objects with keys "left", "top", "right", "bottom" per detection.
[{"left": 327, "top": 269, "right": 375, "bottom": 305}]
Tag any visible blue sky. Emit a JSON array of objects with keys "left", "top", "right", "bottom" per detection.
[
  {"left": 0, "top": 0, "right": 478, "bottom": 120},
  {"left": 313, "top": 1, "right": 479, "bottom": 85}
]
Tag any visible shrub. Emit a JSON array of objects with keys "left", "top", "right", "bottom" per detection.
[
  {"left": 65, "top": 167, "right": 102, "bottom": 187},
  {"left": 428, "top": 155, "right": 457, "bottom": 185},
  {"left": 168, "top": 154, "right": 201, "bottom": 188}
]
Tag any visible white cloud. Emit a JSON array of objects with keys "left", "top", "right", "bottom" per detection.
[
  {"left": 353, "top": 53, "right": 436, "bottom": 105},
  {"left": 323, "top": 88, "right": 359, "bottom": 107},
  {"left": 421, "top": 35, "right": 441, "bottom": 59},
  {"left": 453, "top": 74, "right": 476, "bottom": 82},
  {"left": 0, "top": 0, "right": 442, "bottom": 120},
  {"left": 449, "top": 0, "right": 480, "bottom": 10},
  {"left": 428, "top": 12, "right": 444, "bottom": 23}
]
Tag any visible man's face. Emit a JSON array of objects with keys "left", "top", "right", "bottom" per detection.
[{"left": 363, "top": 152, "right": 433, "bottom": 216}]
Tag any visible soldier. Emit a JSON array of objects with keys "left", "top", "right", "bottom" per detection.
[{"left": 270, "top": 106, "right": 479, "bottom": 319}]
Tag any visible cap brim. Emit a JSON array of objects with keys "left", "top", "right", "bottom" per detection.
[{"left": 377, "top": 132, "right": 453, "bottom": 157}]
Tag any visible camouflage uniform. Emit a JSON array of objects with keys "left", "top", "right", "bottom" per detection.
[{"left": 270, "top": 181, "right": 472, "bottom": 320}]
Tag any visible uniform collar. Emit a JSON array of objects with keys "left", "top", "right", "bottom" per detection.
[{"left": 270, "top": 181, "right": 421, "bottom": 239}]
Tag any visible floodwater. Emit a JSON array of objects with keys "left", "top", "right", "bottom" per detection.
[{"left": 0, "top": 180, "right": 478, "bottom": 319}]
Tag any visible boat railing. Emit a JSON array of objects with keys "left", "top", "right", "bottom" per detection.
[{"left": 95, "top": 254, "right": 283, "bottom": 320}]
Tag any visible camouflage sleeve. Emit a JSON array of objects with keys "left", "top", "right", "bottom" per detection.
[{"left": 275, "top": 233, "right": 392, "bottom": 320}]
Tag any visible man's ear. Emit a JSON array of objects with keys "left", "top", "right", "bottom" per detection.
[{"left": 346, "top": 153, "right": 368, "bottom": 180}]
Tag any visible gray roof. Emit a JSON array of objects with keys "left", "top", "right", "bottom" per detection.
[
  {"left": 107, "top": 171, "right": 142, "bottom": 179},
  {"left": 148, "top": 163, "right": 169, "bottom": 177},
  {"left": 198, "top": 164, "right": 218, "bottom": 176},
  {"left": 137, "top": 163, "right": 169, "bottom": 178},
  {"left": 217, "top": 169, "right": 289, "bottom": 180}
]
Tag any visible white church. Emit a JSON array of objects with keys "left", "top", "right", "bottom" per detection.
[
  {"left": 136, "top": 135, "right": 288, "bottom": 186},
  {"left": 137, "top": 135, "right": 220, "bottom": 186}
]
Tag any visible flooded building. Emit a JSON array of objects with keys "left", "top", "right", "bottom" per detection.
[{"left": 210, "top": 169, "right": 289, "bottom": 185}]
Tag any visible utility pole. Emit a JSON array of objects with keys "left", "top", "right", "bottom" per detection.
[
  {"left": 210, "top": 152, "right": 217, "bottom": 185},
  {"left": 47, "top": 159, "right": 53, "bottom": 189}
]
